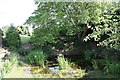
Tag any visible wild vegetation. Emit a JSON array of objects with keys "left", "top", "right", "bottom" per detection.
[{"left": 0, "top": 1, "right": 120, "bottom": 79}]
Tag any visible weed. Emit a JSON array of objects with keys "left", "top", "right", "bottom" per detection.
[
  {"left": 57, "top": 54, "right": 70, "bottom": 70},
  {"left": 26, "top": 50, "right": 47, "bottom": 68}
]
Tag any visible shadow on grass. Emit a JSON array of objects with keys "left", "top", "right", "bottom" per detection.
[{"left": 83, "top": 70, "right": 120, "bottom": 78}]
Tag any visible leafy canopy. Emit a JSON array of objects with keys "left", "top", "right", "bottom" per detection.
[{"left": 25, "top": 2, "right": 120, "bottom": 49}]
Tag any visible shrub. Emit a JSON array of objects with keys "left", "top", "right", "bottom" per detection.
[
  {"left": 105, "top": 61, "right": 120, "bottom": 74},
  {"left": 30, "top": 27, "right": 57, "bottom": 47},
  {"left": 42, "top": 45, "right": 52, "bottom": 57},
  {"left": 84, "top": 50, "right": 93, "bottom": 60},
  {"left": 26, "top": 49, "right": 47, "bottom": 67},
  {"left": 17, "top": 47, "right": 31, "bottom": 56},
  {"left": 108, "top": 63, "right": 120, "bottom": 74},
  {"left": 91, "top": 59, "right": 99, "bottom": 70},
  {"left": 5, "top": 26, "right": 21, "bottom": 50}
]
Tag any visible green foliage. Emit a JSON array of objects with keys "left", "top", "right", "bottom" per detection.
[
  {"left": 31, "top": 66, "right": 86, "bottom": 78},
  {"left": 26, "top": 50, "right": 47, "bottom": 67},
  {"left": 8, "top": 53, "right": 18, "bottom": 64},
  {"left": 20, "top": 35, "right": 30, "bottom": 44},
  {"left": 1, "top": 26, "right": 9, "bottom": 37},
  {"left": 24, "top": 2, "right": 120, "bottom": 77},
  {"left": 0, "top": 53, "right": 18, "bottom": 79},
  {"left": 25, "top": 2, "right": 107, "bottom": 47},
  {"left": 17, "top": 47, "right": 31, "bottom": 56},
  {"left": 92, "top": 59, "right": 99, "bottom": 70},
  {"left": 50, "top": 69, "right": 86, "bottom": 78},
  {"left": 84, "top": 3, "right": 120, "bottom": 49},
  {"left": 23, "top": 27, "right": 30, "bottom": 36},
  {"left": 57, "top": 54, "right": 70, "bottom": 70},
  {"left": 31, "top": 27, "right": 58, "bottom": 46},
  {"left": 5, "top": 26, "right": 21, "bottom": 50},
  {"left": 17, "top": 26, "right": 30, "bottom": 36},
  {"left": 31, "top": 62, "right": 86, "bottom": 78},
  {"left": 25, "top": 2, "right": 120, "bottom": 50},
  {"left": 91, "top": 59, "right": 120, "bottom": 74},
  {"left": 84, "top": 50, "right": 93, "bottom": 60},
  {"left": 3, "top": 60, "right": 13, "bottom": 74},
  {"left": 0, "top": 61, "right": 9, "bottom": 79},
  {"left": 42, "top": 45, "right": 52, "bottom": 56},
  {"left": 104, "top": 61, "right": 120, "bottom": 74},
  {"left": 0, "top": 28, "right": 3, "bottom": 36}
]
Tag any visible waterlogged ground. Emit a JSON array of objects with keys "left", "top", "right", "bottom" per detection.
[
  {"left": 5, "top": 66, "right": 33, "bottom": 78},
  {"left": 4, "top": 65, "right": 120, "bottom": 78},
  {"left": 4, "top": 65, "right": 86, "bottom": 78},
  {"left": 86, "top": 70, "right": 120, "bottom": 78},
  {"left": 1, "top": 48, "right": 119, "bottom": 78}
]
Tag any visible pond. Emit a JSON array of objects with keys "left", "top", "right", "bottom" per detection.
[
  {"left": 48, "top": 66, "right": 59, "bottom": 72},
  {"left": 23, "top": 66, "right": 60, "bottom": 76}
]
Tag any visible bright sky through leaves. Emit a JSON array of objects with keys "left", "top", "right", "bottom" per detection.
[{"left": 0, "top": 0, "right": 37, "bottom": 27}]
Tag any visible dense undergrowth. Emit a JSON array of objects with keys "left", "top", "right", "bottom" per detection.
[
  {"left": 1, "top": 27, "right": 120, "bottom": 78},
  {"left": 1, "top": 2, "right": 120, "bottom": 78}
]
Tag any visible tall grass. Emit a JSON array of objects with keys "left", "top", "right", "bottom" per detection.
[
  {"left": 57, "top": 54, "right": 70, "bottom": 70},
  {"left": 26, "top": 50, "right": 46, "bottom": 68},
  {"left": 0, "top": 53, "right": 18, "bottom": 79}
]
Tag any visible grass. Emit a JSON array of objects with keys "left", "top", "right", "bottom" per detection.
[
  {"left": 2, "top": 52, "right": 34, "bottom": 78},
  {"left": 86, "top": 70, "right": 120, "bottom": 78},
  {"left": 30, "top": 66, "right": 86, "bottom": 78},
  {"left": 5, "top": 66, "right": 34, "bottom": 78},
  {"left": 57, "top": 54, "right": 70, "bottom": 70},
  {"left": 2, "top": 52, "right": 86, "bottom": 78},
  {"left": 20, "top": 35, "right": 30, "bottom": 44},
  {"left": 1, "top": 49, "right": 119, "bottom": 78}
]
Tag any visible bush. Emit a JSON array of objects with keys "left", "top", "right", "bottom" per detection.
[
  {"left": 30, "top": 27, "right": 57, "bottom": 47},
  {"left": 17, "top": 47, "right": 31, "bottom": 56},
  {"left": 26, "top": 49, "right": 47, "bottom": 67},
  {"left": 42, "top": 45, "right": 52, "bottom": 57},
  {"left": 84, "top": 50, "right": 93, "bottom": 60},
  {"left": 105, "top": 61, "right": 120, "bottom": 74},
  {"left": 91, "top": 59, "right": 99, "bottom": 70},
  {"left": 5, "top": 26, "right": 21, "bottom": 50}
]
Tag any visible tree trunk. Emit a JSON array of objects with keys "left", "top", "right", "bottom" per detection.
[{"left": 0, "top": 31, "right": 2, "bottom": 48}]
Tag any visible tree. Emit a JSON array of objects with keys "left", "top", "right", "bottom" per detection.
[
  {"left": 25, "top": 2, "right": 120, "bottom": 50},
  {"left": 5, "top": 25, "right": 21, "bottom": 50},
  {"left": 84, "top": 2, "right": 120, "bottom": 49},
  {"left": 0, "top": 29, "right": 3, "bottom": 48}
]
